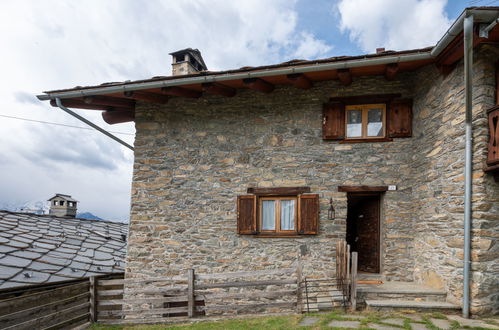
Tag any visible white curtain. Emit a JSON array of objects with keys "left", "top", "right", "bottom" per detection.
[
  {"left": 280, "top": 200, "right": 295, "bottom": 230},
  {"left": 262, "top": 200, "right": 275, "bottom": 230}
]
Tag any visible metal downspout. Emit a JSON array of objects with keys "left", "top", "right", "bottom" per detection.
[
  {"left": 55, "top": 98, "right": 134, "bottom": 151},
  {"left": 463, "top": 14, "right": 473, "bottom": 319}
]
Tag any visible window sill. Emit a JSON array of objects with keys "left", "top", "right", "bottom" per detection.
[
  {"left": 340, "top": 137, "right": 393, "bottom": 144},
  {"left": 251, "top": 234, "right": 304, "bottom": 238}
]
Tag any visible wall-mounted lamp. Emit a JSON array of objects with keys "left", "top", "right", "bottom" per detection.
[{"left": 328, "top": 197, "right": 335, "bottom": 220}]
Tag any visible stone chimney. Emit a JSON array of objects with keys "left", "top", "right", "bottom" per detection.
[
  {"left": 169, "top": 48, "right": 207, "bottom": 76},
  {"left": 48, "top": 194, "right": 78, "bottom": 218},
  {"left": 376, "top": 48, "right": 385, "bottom": 54}
]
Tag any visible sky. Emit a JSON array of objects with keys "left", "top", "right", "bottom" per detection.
[{"left": 0, "top": 0, "right": 494, "bottom": 222}]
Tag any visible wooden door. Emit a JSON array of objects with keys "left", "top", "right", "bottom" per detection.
[{"left": 346, "top": 194, "right": 380, "bottom": 273}]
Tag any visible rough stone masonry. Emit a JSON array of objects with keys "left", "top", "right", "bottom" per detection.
[{"left": 126, "top": 44, "right": 498, "bottom": 315}]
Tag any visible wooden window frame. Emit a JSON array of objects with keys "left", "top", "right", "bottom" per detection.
[
  {"left": 345, "top": 103, "right": 386, "bottom": 140},
  {"left": 259, "top": 196, "right": 298, "bottom": 234}
]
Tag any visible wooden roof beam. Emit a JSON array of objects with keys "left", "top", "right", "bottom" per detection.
[
  {"left": 83, "top": 95, "right": 135, "bottom": 109},
  {"left": 384, "top": 63, "right": 399, "bottom": 81},
  {"left": 202, "top": 83, "right": 236, "bottom": 97},
  {"left": 161, "top": 86, "right": 201, "bottom": 98},
  {"left": 123, "top": 91, "right": 169, "bottom": 104},
  {"left": 243, "top": 78, "right": 275, "bottom": 93},
  {"left": 286, "top": 73, "right": 313, "bottom": 89},
  {"left": 102, "top": 109, "right": 135, "bottom": 125},
  {"left": 337, "top": 69, "right": 352, "bottom": 86}
]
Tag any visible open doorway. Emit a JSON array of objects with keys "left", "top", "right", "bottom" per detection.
[{"left": 346, "top": 193, "right": 381, "bottom": 273}]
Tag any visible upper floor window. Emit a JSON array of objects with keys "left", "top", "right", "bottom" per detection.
[
  {"left": 322, "top": 94, "right": 412, "bottom": 142},
  {"left": 346, "top": 104, "right": 386, "bottom": 139}
]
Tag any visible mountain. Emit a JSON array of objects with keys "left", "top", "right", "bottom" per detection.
[
  {"left": 0, "top": 200, "right": 49, "bottom": 215},
  {"left": 76, "top": 212, "right": 103, "bottom": 220}
]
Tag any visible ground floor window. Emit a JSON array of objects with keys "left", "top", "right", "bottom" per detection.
[{"left": 260, "top": 197, "right": 297, "bottom": 233}]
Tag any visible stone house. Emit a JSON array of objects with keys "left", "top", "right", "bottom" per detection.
[{"left": 37, "top": 8, "right": 499, "bottom": 315}]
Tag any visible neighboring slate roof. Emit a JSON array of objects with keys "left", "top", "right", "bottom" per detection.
[{"left": 0, "top": 210, "right": 128, "bottom": 290}]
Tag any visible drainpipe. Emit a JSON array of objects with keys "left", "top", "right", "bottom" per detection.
[
  {"left": 55, "top": 98, "right": 134, "bottom": 151},
  {"left": 462, "top": 13, "right": 473, "bottom": 319}
]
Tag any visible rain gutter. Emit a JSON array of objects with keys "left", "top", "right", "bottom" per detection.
[{"left": 462, "top": 13, "right": 473, "bottom": 319}]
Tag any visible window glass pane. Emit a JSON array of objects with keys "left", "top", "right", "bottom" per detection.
[
  {"left": 262, "top": 200, "right": 275, "bottom": 230},
  {"left": 347, "top": 110, "right": 362, "bottom": 137},
  {"left": 280, "top": 200, "right": 295, "bottom": 230},
  {"left": 367, "top": 108, "right": 383, "bottom": 137}
]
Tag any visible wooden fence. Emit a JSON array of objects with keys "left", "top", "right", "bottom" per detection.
[
  {"left": 0, "top": 273, "right": 120, "bottom": 330},
  {"left": 336, "top": 239, "right": 358, "bottom": 311},
  {"left": 96, "top": 267, "right": 300, "bottom": 324}
]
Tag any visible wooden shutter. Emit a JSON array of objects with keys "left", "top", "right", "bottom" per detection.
[
  {"left": 487, "top": 106, "right": 499, "bottom": 166},
  {"left": 298, "top": 194, "right": 319, "bottom": 235},
  {"left": 322, "top": 102, "right": 345, "bottom": 140},
  {"left": 388, "top": 99, "right": 412, "bottom": 138},
  {"left": 237, "top": 195, "right": 256, "bottom": 234}
]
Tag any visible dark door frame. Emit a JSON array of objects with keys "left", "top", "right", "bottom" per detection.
[{"left": 346, "top": 192, "right": 382, "bottom": 274}]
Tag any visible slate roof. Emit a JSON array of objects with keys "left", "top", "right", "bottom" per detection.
[{"left": 0, "top": 210, "right": 128, "bottom": 290}]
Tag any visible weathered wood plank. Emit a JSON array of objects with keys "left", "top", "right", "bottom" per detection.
[
  {"left": 246, "top": 187, "right": 310, "bottom": 196},
  {"left": 3, "top": 302, "right": 89, "bottom": 330},
  {"left": 98, "top": 279, "right": 125, "bottom": 286},
  {"left": 202, "top": 290, "right": 296, "bottom": 300},
  {"left": 196, "top": 268, "right": 295, "bottom": 280},
  {"left": 121, "top": 306, "right": 189, "bottom": 315},
  {"left": 125, "top": 287, "right": 187, "bottom": 295},
  {"left": 98, "top": 289, "right": 124, "bottom": 296},
  {"left": 0, "top": 282, "right": 89, "bottom": 316},
  {"left": 89, "top": 276, "right": 97, "bottom": 322},
  {"left": 40, "top": 313, "right": 89, "bottom": 330},
  {"left": 296, "top": 261, "right": 303, "bottom": 313},
  {"left": 198, "top": 301, "right": 296, "bottom": 312},
  {"left": 337, "top": 186, "right": 388, "bottom": 192},
  {"left": 0, "top": 292, "right": 89, "bottom": 324},
  {"left": 187, "top": 269, "right": 195, "bottom": 318},
  {"left": 197, "top": 279, "right": 296, "bottom": 289}
]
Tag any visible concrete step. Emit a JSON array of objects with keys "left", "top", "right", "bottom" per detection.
[{"left": 365, "top": 299, "right": 461, "bottom": 312}]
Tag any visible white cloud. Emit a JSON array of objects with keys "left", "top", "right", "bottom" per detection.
[
  {"left": 0, "top": 0, "right": 332, "bottom": 221},
  {"left": 336, "top": 0, "right": 452, "bottom": 53}
]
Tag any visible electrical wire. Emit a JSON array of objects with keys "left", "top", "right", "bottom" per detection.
[{"left": 0, "top": 114, "right": 135, "bottom": 136}]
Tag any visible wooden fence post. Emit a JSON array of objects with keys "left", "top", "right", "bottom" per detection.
[
  {"left": 350, "top": 252, "right": 358, "bottom": 311},
  {"left": 187, "top": 269, "right": 195, "bottom": 318},
  {"left": 89, "top": 276, "right": 97, "bottom": 322},
  {"left": 296, "top": 259, "right": 303, "bottom": 313}
]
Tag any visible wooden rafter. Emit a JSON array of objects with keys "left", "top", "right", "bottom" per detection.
[
  {"left": 202, "top": 83, "right": 236, "bottom": 97},
  {"left": 286, "top": 73, "right": 313, "bottom": 89},
  {"left": 102, "top": 109, "right": 135, "bottom": 125},
  {"left": 123, "top": 91, "right": 169, "bottom": 104},
  {"left": 384, "top": 63, "right": 398, "bottom": 81},
  {"left": 161, "top": 86, "right": 201, "bottom": 98},
  {"left": 242, "top": 78, "right": 275, "bottom": 93},
  {"left": 337, "top": 69, "right": 352, "bottom": 86}
]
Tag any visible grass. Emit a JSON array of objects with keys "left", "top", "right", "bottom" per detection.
[{"left": 89, "top": 311, "right": 498, "bottom": 329}]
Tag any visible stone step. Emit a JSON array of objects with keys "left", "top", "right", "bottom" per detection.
[
  {"left": 365, "top": 299, "right": 461, "bottom": 313},
  {"left": 357, "top": 281, "right": 447, "bottom": 302}
]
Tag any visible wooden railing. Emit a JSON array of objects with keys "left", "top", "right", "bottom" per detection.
[{"left": 335, "top": 239, "right": 358, "bottom": 311}]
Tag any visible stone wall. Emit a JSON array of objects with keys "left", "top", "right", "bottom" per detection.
[
  {"left": 125, "top": 45, "right": 498, "bottom": 314},
  {"left": 411, "top": 44, "right": 499, "bottom": 315},
  {"left": 127, "top": 74, "right": 418, "bottom": 283}
]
